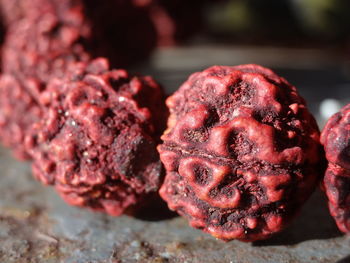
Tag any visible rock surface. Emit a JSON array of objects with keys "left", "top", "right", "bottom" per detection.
[{"left": 0, "top": 146, "right": 349, "bottom": 263}]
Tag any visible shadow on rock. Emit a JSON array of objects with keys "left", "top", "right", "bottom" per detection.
[
  {"left": 336, "top": 255, "right": 350, "bottom": 263},
  {"left": 253, "top": 189, "right": 342, "bottom": 246},
  {"left": 132, "top": 194, "right": 178, "bottom": 222}
]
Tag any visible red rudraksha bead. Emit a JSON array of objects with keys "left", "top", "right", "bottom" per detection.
[
  {"left": 159, "top": 64, "right": 323, "bottom": 241},
  {"left": 26, "top": 58, "right": 167, "bottom": 216},
  {"left": 321, "top": 103, "right": 350, "bottom": 233}
]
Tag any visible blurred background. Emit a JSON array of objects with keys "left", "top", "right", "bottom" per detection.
[
  {"left": 205, "top": 0, "right": 350, "bottom": 48},
  {"left": 2, "top": 0, "right": 347, "bottom": 126},
  {"left": 129, "top": 0, "right": 350, "bottom": 127}
]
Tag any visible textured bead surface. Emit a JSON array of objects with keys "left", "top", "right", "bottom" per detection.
[
  {"left": 0, "top": 0, "right": 157, "bottom": 159},
  {"left": 159, "top": 64, "right": 323, "bottom": 241},
  {"left": 26, "top": 58, "right": 166, "bottom": 216},
  {"left": 0, "top": 0, "right": 167, "bottom": 215},
  {"left": 321, "top": 103, "right": 350, "bottom": 233},
  {"left": 0, "top": 0, "right": 91, "bottom": 159}
]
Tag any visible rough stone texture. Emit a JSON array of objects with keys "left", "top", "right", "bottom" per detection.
[
  {"left": 321, "top": 103, "right": 350, "bottom": 233},
  {"left": 1, "top": 47, "right": 350, "bottom": 262},
  {"left": 24, "top": 58, "right": 166, "bottom": 216},
  {"left": 159, "top": 64, "right": 323, "bottom": 241},
  {"left": 0, "top": 146, "right": 349, "bottom": 263}
]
